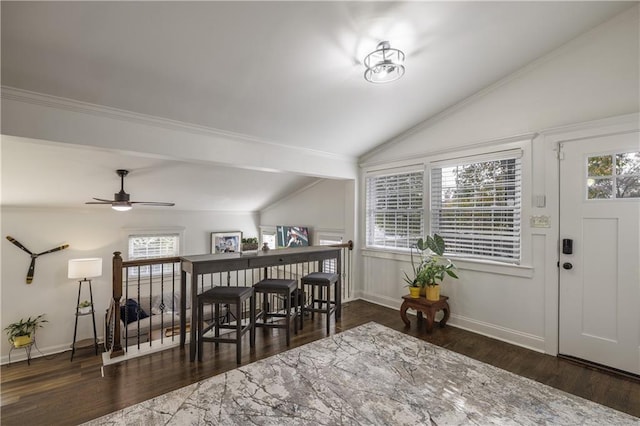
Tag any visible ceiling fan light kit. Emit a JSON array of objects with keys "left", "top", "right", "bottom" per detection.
[
  {"left": 364, "top": 41, "right": 405, "bottom": 84},
  {"left": 111, "top": 202, "right": 132, "bottom": 212},
  {"left": 86, "top": 169, "right": 174, "bottom": 211}
]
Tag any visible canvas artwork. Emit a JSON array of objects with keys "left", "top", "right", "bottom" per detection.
[
  {"left": 211, "top": 231, "right": 242, "bottom": 254},
  {"left": 276, "top": 226, "right": 310, "bottom": 248}
]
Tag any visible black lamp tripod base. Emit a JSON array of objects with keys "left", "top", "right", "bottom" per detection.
[{"left": 70, "top": 278, "right": 99, "bottom": 361}]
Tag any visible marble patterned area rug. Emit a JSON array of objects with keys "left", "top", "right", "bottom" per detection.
[{"left": 85, "top": 322, "right": 638, "bottom": 425}]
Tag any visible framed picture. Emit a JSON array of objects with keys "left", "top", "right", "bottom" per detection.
[
  {"left": 276, "top": 226, "right": 310, "bottom": 248},
  {"left": 211, "top": 231, "right": 242, "bottom": 254}
]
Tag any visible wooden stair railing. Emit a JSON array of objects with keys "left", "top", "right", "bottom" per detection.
[{"left": 107, "top": 252, "right": 181, "bottom": 359}]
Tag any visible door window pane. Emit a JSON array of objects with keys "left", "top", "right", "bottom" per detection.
[
  {"left": 587, "top": 178, "right": 613, "bottom": 199},
  {"left": 588, "top": 155, "right": 613, "bottom": 176},
  {"left": 615, "top": 152, "right": 640, "bottom": 175},
  {"left": 616, "top": 177, "right": 640, "bottom": 198},
  {"left": 587, "top": 151, "right": 640, "bottom": 199}
]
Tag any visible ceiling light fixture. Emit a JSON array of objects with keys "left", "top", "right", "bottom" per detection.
[{"left": 363, "top": 41, "right": 405, "bottom": 84}]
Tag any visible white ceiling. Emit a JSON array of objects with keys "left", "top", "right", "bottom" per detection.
[
  {"left": 0, "top": 1, "right": 632, "bottom": 211},
  {"left": 1, "top": 136, "right": 319, "bottom": 211}
]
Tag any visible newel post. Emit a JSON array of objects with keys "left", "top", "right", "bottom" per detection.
[{"left": 110, "top": 251, "right": 125, "bottom": 358}]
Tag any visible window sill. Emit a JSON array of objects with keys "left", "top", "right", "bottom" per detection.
[{"left": 361, "top": 248, "right": 533, "bottom": 278}]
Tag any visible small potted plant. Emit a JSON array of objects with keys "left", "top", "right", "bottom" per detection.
[
  {"left": 404, "top": 234, "right": 458, "bottom": 301},
  {"left": 4, "top": 314, "right": 48, "bottom": 348},
  {"left": 241, "top": 237, "right": 259, "bottom": 251},
  {"left": 78, "top": 300, "right": 92, "bottom": 315}
]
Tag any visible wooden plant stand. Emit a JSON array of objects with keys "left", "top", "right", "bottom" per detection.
[{"left": 400, "top": 295, "right": 450, "bottom": 333}]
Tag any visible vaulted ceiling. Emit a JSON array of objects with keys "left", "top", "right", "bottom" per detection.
[{"left": 1, "top": 1, "right": 632, "bottom": 211}]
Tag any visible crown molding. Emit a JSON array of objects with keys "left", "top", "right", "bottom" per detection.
[{"left": 1, "top": 86, "right": 356, "bottom": 163}]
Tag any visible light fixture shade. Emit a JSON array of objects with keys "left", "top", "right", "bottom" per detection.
[
  {"left": 112, "top": 201, "right": 132, "bottom": 211},
  {"left": 364, "top": 41, "right": 405, "bottom": 83},
  {"left": 68, "top": 258, "right": 103, "bottom": 279}
]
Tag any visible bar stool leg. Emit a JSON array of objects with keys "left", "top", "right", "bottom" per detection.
[
  {"left": 198, "top": 300, "right": 204, "bottom": 362},
  {"left": 262, "top": 292, "right": 268, "bottom": 329},
  {"left": 285, "top": 291, "right": 291, "bottom": 347},
  {"left": 250, "top": 294, "right": 256, "bottom": 348},
  {"left": 214, "top": 303, "right": 220, "bottom": 349},
  {"left": 299, "top": 286, "right": 305, "bottom": 331},
  {"left": 236, "top": 300, "right": 242, "bottom": 365},
  {"left": 326, "top": 285, "right": 331, "bottom": 334},
  {"left": 311, "top": 284, "right": 315, "bottom": 320},
  {"left": 293, "top": 288, "right": 298, "bottom": 335}
]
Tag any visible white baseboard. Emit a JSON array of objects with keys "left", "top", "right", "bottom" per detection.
[
  {"left": 1, "top": 342, "right": 71, "bottom": 365},
  {"left": 358, "top": 294, "right": 546, "bottom": 354},
  {"left": 358, "top": 291, "right": 402, "bottom": 311},
  {"left": 447, "top": 314, "right": 545, "bottom": 353}
]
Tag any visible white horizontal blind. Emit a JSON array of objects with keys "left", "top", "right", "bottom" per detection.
[
  {"left": 430, "top": 153, "right": 521, "bottom": 263},
  {"left": 128, "top": 234, "right": 180, "bottom": 277},
  {"left": 366, "top": 170, "right": 424, "bottom": 250}
]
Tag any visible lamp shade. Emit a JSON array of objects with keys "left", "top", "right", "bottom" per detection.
[{"left": 68, "top": 258, "right": 103, "bottom": 279}]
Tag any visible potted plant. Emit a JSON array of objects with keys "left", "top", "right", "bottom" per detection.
[
  {"left": 241, "top": 237, "right": 259, "bottom": 251},
  {"left": 4, "top": 314, "right": 48, "bottom": 348},
  {"left": 404, "top": 279, "right": 422, "bottom": 298},
  {"left": 78, "top": 300, "right": 92, "bottom": 315},
  {"left": 404, "top": 234, "right": 458, "bottom": 301}
]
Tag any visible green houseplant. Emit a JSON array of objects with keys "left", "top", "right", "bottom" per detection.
[
  {"left": 78, "top": 300, "right": 92, "bottom": 314},
  {"left": 241, "top": 237, "right": 259, "bottom": 251},
  {"left": 4, "top": 314, "right": 48, "bottom": 347},
  {"left": 403, "top": 234, "right": 458, "bottom": 300}
]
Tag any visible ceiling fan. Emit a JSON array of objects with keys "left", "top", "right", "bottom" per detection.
[{"left": 86, "top": 169, "right": 175, "bottom": 211}]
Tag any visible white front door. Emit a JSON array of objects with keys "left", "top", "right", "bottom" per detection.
[{"left": 559, "top": 132, "right": 640, "bottom": 375}]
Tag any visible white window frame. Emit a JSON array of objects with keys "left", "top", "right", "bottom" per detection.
[
  {"left": 259, "top": 225, "right": 277, "bottom": 250},
  {"left": 429, "top": 147, "right": 526, "bottom": 265},
  {"left": 125, "top": 228, "right": 184, "bottom": 279},
  {"left": 364, "top": 165, "right": 425, "bottom": 251},
  {"left": 316, "top": 230, "right": 344, "bottom": 273}
]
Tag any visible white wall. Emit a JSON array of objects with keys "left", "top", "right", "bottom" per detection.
[
  {"left": 362, "top": 6, "right": 639, "bottom": 165},
  {"left": 0, "top": 207, "right": 259, "bottom": 363},
  {"left": 358, "top": 6, "right": 639, "bottom": 353},
  {"left": 260, "top": 179, "right": 356, "bottom": 243}
]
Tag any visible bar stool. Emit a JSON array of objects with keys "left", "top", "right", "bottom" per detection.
[
  {"left": 197, "top": 286, "right": 255, "bottom": 364},
  {"left": 251, "top": 278, "right": 298, "bottom": 347},
  {"left": 300, "top": 272, "right": 340, "bottom": 334}
]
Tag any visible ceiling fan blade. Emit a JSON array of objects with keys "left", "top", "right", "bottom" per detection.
[
  {"left": 89, "top": 170, "right": 175, "bottom": 209},
  {"left": 130, "top": 201, "right": 176, "bottom": 206},
  {"left": 6, "top": 236, "right": 33, "bottom": 255},
  {"left": 26, "top": 256, "right": 36, "bottom": 284},
  {"left": 37, "top": 244, "right": 70, "bottom": 256}
]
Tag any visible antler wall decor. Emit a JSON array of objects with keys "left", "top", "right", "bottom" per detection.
[{"left": 6, "top": 236, "right": 69, "bottom": 284}]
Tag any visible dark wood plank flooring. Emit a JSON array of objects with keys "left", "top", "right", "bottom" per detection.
[{"left": 2, "top": 300, "right": 639, "bottom": 425}]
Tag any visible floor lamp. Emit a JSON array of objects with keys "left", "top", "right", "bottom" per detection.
[{"left": 68, "top": 257, "right": 102, "bottom": 361}]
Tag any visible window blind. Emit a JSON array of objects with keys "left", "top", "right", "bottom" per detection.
[
  {"left": 366, "top": 170, "right": 424, "bottom": 250},
  {"left": 430, "top": 153, "right": 522, "bottom": 263},
  {"left": 128, "top": 234, "right": 180, "bottom": 277}
]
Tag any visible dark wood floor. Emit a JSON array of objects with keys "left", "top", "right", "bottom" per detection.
[{"left": 2, "top": 300, "right": 639, "bottom": 425}]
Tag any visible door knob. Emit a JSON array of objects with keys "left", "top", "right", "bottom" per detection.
[{"left": 562, "top": 262, "right": 573, "bottom": 270}]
